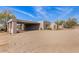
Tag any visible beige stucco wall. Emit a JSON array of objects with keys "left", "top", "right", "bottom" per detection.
[
  {"left": 50, "top": 23, "right": 57, "bottom": 30},
  {"left": 7, "top": 19, "right": 17, "bottom": 34},
  {"left": 38, "top": 21, "right": 44, "bottom": 30}
]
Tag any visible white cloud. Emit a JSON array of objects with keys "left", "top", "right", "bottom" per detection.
[
  {"left": 55, "top": 7, "right": 70, "bottom": 12},
  {"left": 34, "top": 6, "right": 49, "bottom": 20},
  {"left": 6, "top": 7, "right": 36, "bottom": 19},
  {"left": 57, "top": 8, "right": 74, "bottom": 19}
]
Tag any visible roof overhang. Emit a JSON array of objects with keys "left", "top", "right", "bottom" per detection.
[{"left": 8, "top": 19, "right": 40, "bottom": 24}]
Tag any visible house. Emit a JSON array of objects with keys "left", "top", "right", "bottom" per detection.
[
  {"left": 7, "top": 19, "right": 40, "bottom": 34},
  {"left": 7, "top": 19, "right": 63, "bottom": 34},
  {"left": 50, "top": 23, "right": 57, "bottom": 30},
  {"left": 38, "top": 21, "right": 51, "bottom": 30}
]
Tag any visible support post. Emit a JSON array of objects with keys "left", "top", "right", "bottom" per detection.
[
  {"left": 39, "top": 21, "right": 44, "bottom": 30},
  {"left": 21, "top": 24, "right": 24, "bottom": 31},
  {"left": 11, "top": 20, "right": 17, "bottom": 34}
]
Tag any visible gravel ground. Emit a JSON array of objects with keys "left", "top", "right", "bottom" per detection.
[{"left": 0, "top": 29, "right": 79, "bottom": 53}]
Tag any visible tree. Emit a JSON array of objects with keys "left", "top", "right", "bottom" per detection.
[
  {"left": 43, "top": 20, "right": 51, "bottom": 30},
  {"left": 55, "top": 20, "right": 64, "bottom": 30},
  {"left": 0, "top": 9, "right": 16, "bottom": 31},
  {"left": 64, "top": 17, "right": 77, "bottom": 28}
]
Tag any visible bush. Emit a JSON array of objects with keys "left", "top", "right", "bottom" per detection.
[
  {"left": 47, "top": 28, "right": 52, "bottom": 30},
  {"left": 64, "top": 18, "right": 77, "bottom": 28},
  {"left": 0, "top": 24, "right": 5, "bottom": 31}
]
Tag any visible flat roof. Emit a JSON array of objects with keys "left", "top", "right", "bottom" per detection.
[
  {"left": 16, "top": 19, "right": 40, "bottom": 24},
  {"left": 8, "top": 19, "right": 40, "bottom": 24}
]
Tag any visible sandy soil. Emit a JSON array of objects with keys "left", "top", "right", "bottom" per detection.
[{"left": 1, "top": 29, "right": 79, "bottom": 53}]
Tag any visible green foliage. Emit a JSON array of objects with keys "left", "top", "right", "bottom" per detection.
[
  {"left": 0, "top": 9, "right": 16, "bottom": 31},
  {"left": 55, "top": 20, "right": 64, "bottom": 25},
  {"left": 55, "top": 20, "right": 64, "bottom": 30},
  {"left": 64, "top": 18, "right": 77, "bottom": 28},
  {"left": 44, "top": 20, "right": 51, "bottom": 30}
]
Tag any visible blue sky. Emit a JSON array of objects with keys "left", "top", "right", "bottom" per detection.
[{"left": 0, "top": 6, "right": 79, "bottom": 22}]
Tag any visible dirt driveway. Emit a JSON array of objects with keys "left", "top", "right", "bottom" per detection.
[{"left": 0, "top": 29, "right": 79, "bottom": 52}]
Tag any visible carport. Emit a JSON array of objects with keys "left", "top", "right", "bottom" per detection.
[
  {"left": 17, "top": 19, "right": 40, "bottom": 31},
  {"left": 24, "top": 23, "right": 40, "bottom": 31},
  {"left": 7, "top": 19, "right": 40, "bottom": 34}
]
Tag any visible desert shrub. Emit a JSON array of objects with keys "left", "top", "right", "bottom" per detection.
[
  {"left": 64, "top": 18, "right": 77, "bottom": 28},
  {"left": 47, "top": 28, "right": 52, "bottom": 30}
]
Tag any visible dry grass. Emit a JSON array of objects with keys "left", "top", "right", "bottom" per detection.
[{"left": 0, "top": 29, "right": 79, "bottom": 52}]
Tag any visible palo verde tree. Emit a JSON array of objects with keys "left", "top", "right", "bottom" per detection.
[
  {"left": 55, "top": 20, "right": 65, "bottom": 30},
  {"left": 0, "top": 9, "right": 16, "bottom": 31}
]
